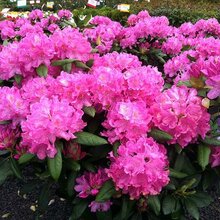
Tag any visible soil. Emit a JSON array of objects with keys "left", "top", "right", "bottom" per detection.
[{"left": 0, "top": 167, "right": 220, "bottom": 220}]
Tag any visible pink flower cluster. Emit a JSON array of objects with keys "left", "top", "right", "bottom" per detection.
[
  {"left": 75, "top": 168, "right": 111, "bottom": 212},
  {"left": 151, "top": 86, "right": 210, "bottom": 147},
  {"left": 21, "top": 97, "right": 85, "bottom": 159},
  {"left": 58, "top": 10, "right": 72, "bottom": 20},
  {"left": 82, "top": 12, "right": 220, "bottom": 99},
  {"left": 0, "top": 125, "right": 19, "bottom": 150},
  {"left": 0, "top": 9, "right": 217, "bottom": 207},
  {"left": 102, "top": 101, "right": 152, "bottom": 143},
  {"left": 0, "top": 27, "right": 92, "bottom": 80},
  {"left": 210, "top": 147, "right": 220, "bottom": 168},
  {"left": 84, "top": 17, "right": 123, "bottom": 53},
  {"left": 107, "top": 137, "right": 169, "bottom": 199}
]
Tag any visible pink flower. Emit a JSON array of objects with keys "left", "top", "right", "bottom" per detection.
[
  {"left": 48, "top": 15, "right": 59, "bottom": 24},
  {"left": 90, "top": 16, "right": 112, "bottom": 25},
  {"left": 28, "top": 9, "right": 44, "bottom": 21},
  {"left": 92, "top": 52, "right": 142, "bottom": 72},
  {"left": 0, "top": 125, "right": 20, "bottom": 150},
  {"left": 52, "top": 71, "right": 93, "bottom": 109},
  {"left": 127, "top": 11, "right": 150, "bottom": 26},
  {"left": 120, "top": 16, "right": 171, "bottom": 48},
  {"left": 14, "top": 143, "right": 28, "bottom": 160},
  {"left": 21, "top": 96, "right": 85, "bottom": 159},
  {"left": 15, "top": 17, "right": 30, "bottom": 29},
  {"left": 0, "top": 43, "right": 20, "bottom": 80},
  {"left": 18, "top": 22, "right": 44, "bottom": 38},
  {"left": 89, "top": 201, "right": 112, "bottom": 212},
  {"left": 50, "top": 27, "right": 92, "bottom": 62},
  {"left": 21, "top": 76, "right": 55, "bottom": 104},
  {"left": 107, "top": 137, "right": 169, "bottom": 199},
  {"left": 164, "top": 50, "right": 196, "bottom": 78},
  {"left": 207, "top": 75, "right": 220, "bottom": 99},
  {"left": 102, "top": 101, "right": 152, "bottom": 143},
  {"left": 0, "top": 20, "right": 16, "bottom": 40},
  {"left": 18, "top": 33, "right": 54, "bottom": 76},
  {"left": 123, "top": 66, "right": 164, "bottom": 105},
  {"left": 210, "top": 147, "right": 220, "bottom": 168},
  {"left": 40, "top": 18, "right": 49, "bottom": 29},
  {"left": 162, "top": 37, "right": 183, "bottom": 55},
  {"left": 57, "top": 10, "right": 72, "bottom": 20},
  {"left": 48, "top": 23, "right": 59, "bottom": 33},
  {"left": 63, "top": 142, "right": 86, "bottom": 161},
  {"left": 84, "top": 21, "right": 122, "bottom": 53},
  {"left": 0, "top": 86, "right": 27, "bottom": 124},
  {"left": 75, "top": 168, "right": 109, "bottom": 198},
  {"left": 90, "top": 67, "right": 124, "bottom": 108},
  {"left": 150, "top": 86, "right": 210, "bottom": 147}
]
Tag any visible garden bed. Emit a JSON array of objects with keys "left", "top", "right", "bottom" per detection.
[
  {"left": 1, "top": 174, "right": 220, "bottom": 219},
  {"left": 0, "top": 8, "right": 220, "bottom": 220}
]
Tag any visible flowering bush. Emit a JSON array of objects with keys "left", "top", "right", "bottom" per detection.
[{"left": 0, "top": 9, "right": 220, "bottom": 220}]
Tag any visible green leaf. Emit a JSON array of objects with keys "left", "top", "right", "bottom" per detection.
[
  {"left": 74, "top": 60, "right": 90, "bottom": 71},
  {"left": 149, "top": 129, "right": 173, "bottom": 142},
  {"left": 202, "top": 169, "right": 217, "bottom": 190},
  {"left": 197, "top": 144, "right": 211, "bottom": 170},
  {"left": 52, "top": 59, "right": 77, "bottom": 66},
  {"left": 130, "top": 213, "right": 142, "bottom": 220},
  {"left": 0, "top": 159, "right": 13, "bottom": 185},
  {"left": 47, "top": 141, "right": 63, "bottom": 181},
  {"left": 182, "top": 45, "right": 191, "bottom": 51},
  {"left": 169, "top": 168, "right": 188, "bottom": 178},
  {"left": 120, "top": 198, "right": 135, "bottom": 220},
  {"left": 121, "top": 198, "right": 129, "bottom": 220},
  {"left": 82, "top": 161, "right": 96, "bottom": 172},
  {"left": 184, "top": 200, "right": 199, "bottom": 220},
  {"left": 180, "top": 153, "right": 196, "bottom": 175},
  {"left": 82, "top": 14, "right": 92, "bottom": 26},
  {"left": 37, "top": 64, "right": 48, "bottom": 77},
  {"left": 0, "top": 120, "right": 12, "bottom": 125},
  {"left": 96, "top": 180, "right": 116, "bottom": 202},
  {"left": 148, "top": 195, "right": 161, "bottom": 216},
  {"left": 189, "top": 192, "right": 213, "bottom": 208},
  {"left": 155, "top": 53, "right": 166, "bottom": 64},
  {"left": 113, "top": 141, "right": 120, "bottom": 157},
  {"left": 177, "top": 80, "right": 192, "bottom": 87},
  {"left": 67, "top": 171, "right": 77, "bottom": 197},
  {"left": 86, "top": 59, "right": 94, "bottom": 68},
  {"left": 75, "top": 132, "right": 108, "bottom": 146},
  {"left": 18, "top": 154, "right": 35, "bottom": 165},
  {"left": 63, "top": 63, "right": 72, "bottom": 73},
  {"left": 69, "top": 199, "right": 89, "bottom": 220},
  {"left": 83, "top": 106, "right": 96, "bottom": 117},
  {"left": 162, "top": 195, "right": 176, "bottom": 215},
  {"left": 96, "top": 211, "right": 112, "bottom": 220},
  {"left": 64, "top": 159, "right": 80, "bottom": 171},
  {"left": 38, "top": 183, "right": 51, "bottom": 212},
  {"left": 184, "top": 175, "right": 201, "bottom": 189},
  {"left": 187, "top": 54, "right": 196, "bottom": 62},
  {"left": 174, "top": 154, "right": 185, "bottom": 171},
  {"left": 164, "top": 182, "right": 176, "bottom": 190},
  {"left": 197, "top": 88, "right": 208, "bottom": 97},
  {"left": 63, "top": 20, "right": 77, "bottom": 28},
  {"left": 14, "top": 74, "right": 23, "bottom": 85},
  {"left": 10, "top": 158, "right": 22, "bottom": 179},
  {"left": 202, "top": 137, "right": 220, "bottom": 146},
  {"left": 3, "top": 40, "right": 9, "bottom": 46}
]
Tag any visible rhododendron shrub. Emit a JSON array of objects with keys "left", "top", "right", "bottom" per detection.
[{"left": 0, "top": 9, "right": 219, "bottom": 220}]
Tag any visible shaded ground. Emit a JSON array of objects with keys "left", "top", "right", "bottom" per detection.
[{"left": 1, "top": 168, "right": 220, "bottom": 220}]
